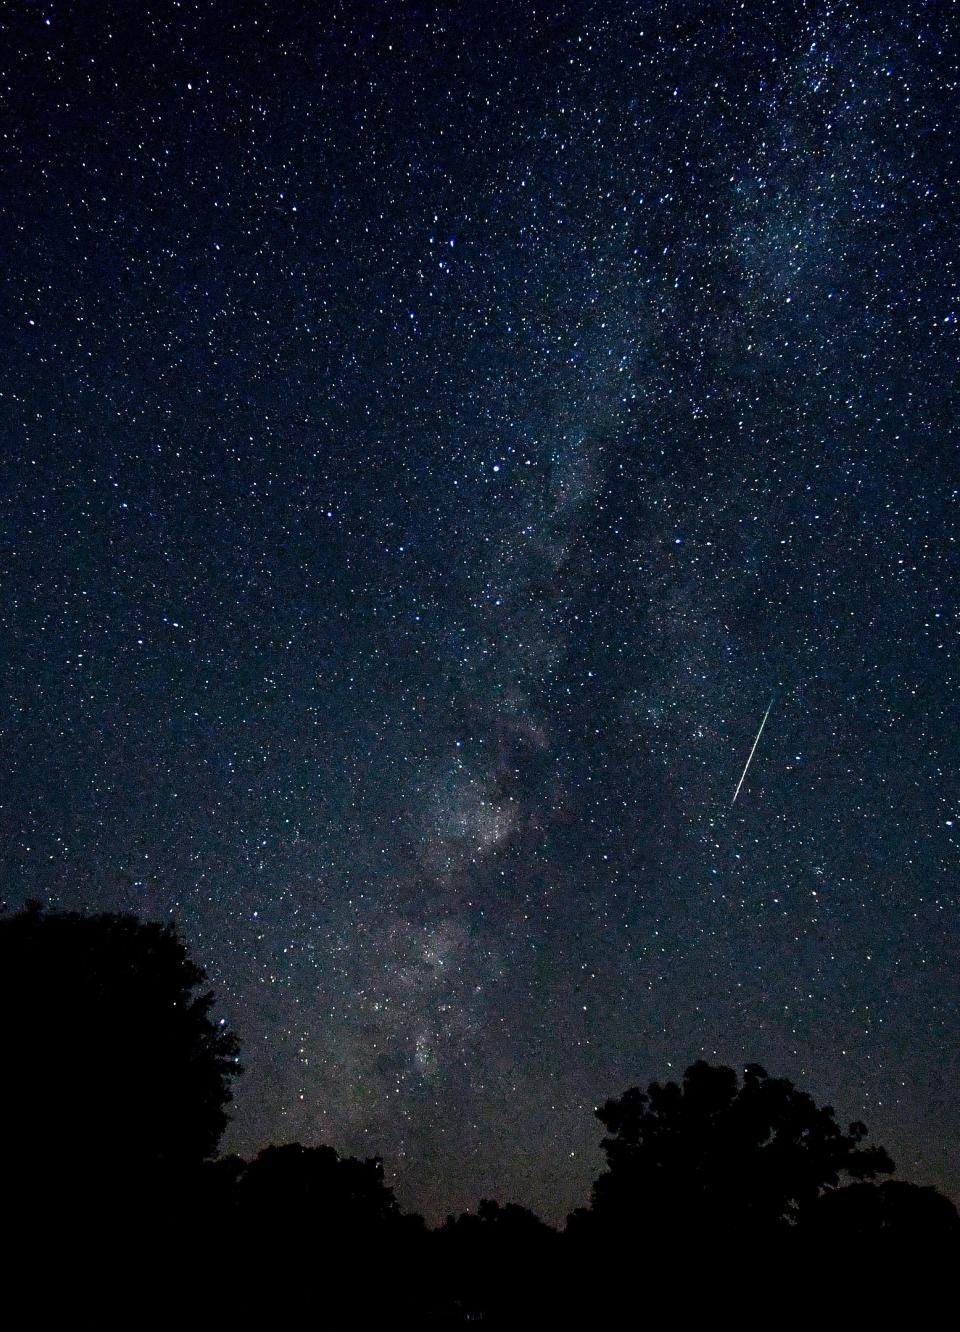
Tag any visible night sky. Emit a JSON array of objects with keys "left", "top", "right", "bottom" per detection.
[{"left": 1, "top": 0, "right": 957, "bottom": 1224}]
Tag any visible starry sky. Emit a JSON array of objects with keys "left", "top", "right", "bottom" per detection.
[{"left": 1, "top": 0, "right": 957, "bottom": 1224}]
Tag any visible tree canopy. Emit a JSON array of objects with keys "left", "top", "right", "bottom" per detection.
[
  {"left": 2, "top": 903, "right": 956, "bottom": 1299},
  {"left": 574, "top": 1060, "right": 896, "bottom": 1242},
  {"left": 805, "top": 1178, "right": 960, "bottom": 1242},
  {"left": 0, "top": 902, "right": 240, "bottom": 1208},
  {"left": 226, "top": 1142, "right": 406, "bottom": 1235}
]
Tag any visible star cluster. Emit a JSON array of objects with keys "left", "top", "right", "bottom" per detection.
[{"left": 1, "top": 0, "right": 956, "bottom": 1222}]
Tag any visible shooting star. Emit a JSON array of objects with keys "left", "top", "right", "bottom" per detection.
[{"left": 731, "top": 697, "right": 775, "bottom": 806}]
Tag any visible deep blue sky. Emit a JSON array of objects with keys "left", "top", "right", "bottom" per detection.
[{"left": 1, "top": 0, "right": 956, "bottom": 1223}]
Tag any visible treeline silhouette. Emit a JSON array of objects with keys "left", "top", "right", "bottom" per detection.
[{"left": 2, "top": 904, "right": 956, "bottom": 1318}]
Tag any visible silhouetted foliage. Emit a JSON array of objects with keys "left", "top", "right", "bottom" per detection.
[
  {"left": 435, "top": 1200, "right": 560, "bottom": 1322},
  {"left": 197, "top": 1142, "right": 429, "bottom": 1314},
  {"left": 572, "top": 1060, "right": 895, "bottom": 1247},
  {"left": 440, "top": 1197, "right": 557, "bottom": 1249},
  {"left": 805, "top": 1178, "right": 960, "bottom": 1243},
  {"left": 4, "top": 904, "right": 955, "bottom": 1308},
  {"left": 230, "top": 1142, "right": 405, "bottom": 1233},
  {"left": 0, "top": 902, "right": 240, "bottom": 1223}
]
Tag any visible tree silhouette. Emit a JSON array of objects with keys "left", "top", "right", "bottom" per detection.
[
  {"left": 805, "top": 1179, "right": 960, "bottom": 1244},
  {"left": 5, "top": 898, "right": 955, "bottom": 1293},
  {"left": 0, "top": 902, "right": 240, "bottom": 1224},
  {"left": 200, "top": 1143, "right": 429, "bottom": 1312},
  {"left": 436, "top": 1200, "right": 559, "bottom": 1322},
  {"left": 440, "top": 1197, "right": 557, "bottom": 1250},
  {"left": 229, "top": 1142, "right": 407, "bottom": 1236},
  {"left": 572, "top": 1060, "right": 895, "bottom": 1247}
]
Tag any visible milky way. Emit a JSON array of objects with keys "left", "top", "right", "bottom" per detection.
[{"left": 1, "top": 1, "right": 957, "bottom": 1222}]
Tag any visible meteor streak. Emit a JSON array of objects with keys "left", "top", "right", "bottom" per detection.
[{"left": 731, "top": 697, "right": 775, "bottom": 806}]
